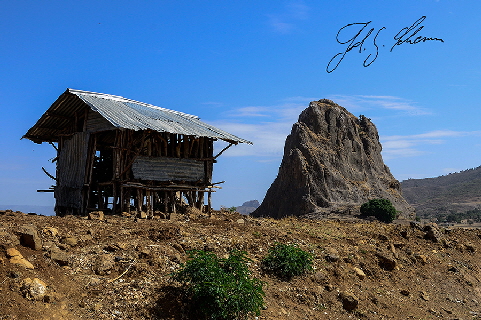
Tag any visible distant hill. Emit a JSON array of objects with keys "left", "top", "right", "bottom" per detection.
[
  {"left": 0, "top": 205, "right": 55, "bottom": 216},
  {"left": 401, "top": 165, "right": 481, "bottom": 218},
  {"left": 236, "top": 200, "right": 260, "bottom": 215}
]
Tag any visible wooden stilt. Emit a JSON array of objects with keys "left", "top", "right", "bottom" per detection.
[
  {"left": 112, "top": 183, "right": 117, "bottom": 214},
  {"left": 198, "top": 191, "right": 205, "bottom": 212},
  {"left": 137, "top": 188, "right": 142, "bottom": 213},
  {"left": 171, "top": 192, "right": 176, "bottom": 214},
  {"left": 208, "top": 191, "right": 212, "bottom": 214}
]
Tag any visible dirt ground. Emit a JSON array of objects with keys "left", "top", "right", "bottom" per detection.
[{"left": 1, "top": 209, "right": 481, "bottom": 320}]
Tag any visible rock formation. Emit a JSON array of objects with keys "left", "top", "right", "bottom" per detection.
[
  {"left": 252, "top": 99, "right": 414, "bottom": 219},
  {"left": 236, "top": 200, "right": 260, "bottom": 215}
]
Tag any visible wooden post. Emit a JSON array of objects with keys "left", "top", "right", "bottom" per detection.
[
  {"left": 199, "top": 137, "right": 204, "bottom": 158},
  {"left": 112, "top": 183, "right": 117, "bottom": 214},
  {"left": 97, "top": 186, "right": 103, "bottom": 210},
  {"left": 182, "top": 135, "right": 188, "bottom": 158},
  {"left": 120, "top": 185, "right": 125, "bottom": 213},
  {"left": 198, "top": 191, "right": 204, "bottom": 211},
  {"left": 192, "top": 138, "right": 198, "bottom": 158},
  {"left": 171, "top": 192, "right": 176, "bottom": 214},
  {"left": 164, "top": 191, "right": 168, "bottom": 213},
  {"left": 146, "top": 189, "right": 151, "bottom": 217},
  {"left": 162, "top": 133, "right": 168, "bottom": 156},
  {"left": 125, "top": 187, "right": 131, "bottom": 213},
  {"left": 137, "top": 188, "right": 143, "bottom": 213},
  {"left": 208, "top": 191, "right": 212, "bottom": 214},
  {"left": 176, "top": 135, "right": 181, "bottom": 157}
]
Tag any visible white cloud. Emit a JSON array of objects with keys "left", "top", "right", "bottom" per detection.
[
  {"left": 328, "top": 94, "right": 431, "bottom": 115},
  {"left": 411, "top": 130, "right": 465, "bottom": 139},
  {"left": 201, "top": 101, "right": 224, "bottom": 107},
  {"left": 207, "top": 95, "right": 480, "bottom": 162},
  {"left": 381, "top": 130, "right": 481, "bottom": 159},
  {"left": 211, "top": 121, "right": 289, "bottom": 158},
  {"left": 268, "top": 18, "right": 294, "bottom": 34},
  {"left": 267, "top": 1, "right": 309, "bottom": 34},
  {"left": 208, "top": 97, "right": 313, "bottom": 158},
  {"left": 230, "top": 106, "right": 272, "bottom": 117}
]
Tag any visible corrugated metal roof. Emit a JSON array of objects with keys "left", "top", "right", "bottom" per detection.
[{"left": 23, "top": 89, "right": 252, "bottom": 144}]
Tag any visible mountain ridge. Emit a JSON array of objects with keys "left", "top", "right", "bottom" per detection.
[{"left": 401, "top": 165, "right": 481, "bottom": 219}]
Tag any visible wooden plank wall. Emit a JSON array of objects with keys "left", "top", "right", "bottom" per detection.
[
  {"left": 55, "top": 131, "right": 90, "bottom": 215},
  {"left": 132, "top": 157, "right": 204, "bottom": 181},
  {"left": 87, "top": 129, "right": 215, "bottom": 216}
]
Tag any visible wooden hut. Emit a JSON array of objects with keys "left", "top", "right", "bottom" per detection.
[{"left": 23, "top": 89, "right": 251, "bottom": 216}]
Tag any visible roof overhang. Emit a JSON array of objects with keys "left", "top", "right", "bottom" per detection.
[{"left": 23, "top": 89, "right": 253, "bottom": 145}]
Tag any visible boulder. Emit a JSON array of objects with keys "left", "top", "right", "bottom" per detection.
[
  {"left": 93, "top": 254, "right": 115, "bottom": 275},
  {"left": 6, "top": 247, "right": 34, "bottom": 269},
  {"left": 424, "top": 225, "right": 442, "bottom": 243},
  {"left": 42, "top": 227, "right": 59, "bottom": 237},
  {"left": 6, "top": 247, "right": 22, "bottom": 258},
  {"left": 252, "top": 100, "right": 414, "bottom": 219},
  {"left": 338, "top": 291, "right": 359, "bottom": 311},
  {"left": 19, "top": 226, "right": 42, "bottom": 251},
  {"left": 21, "top": 278, "right": 47, "bottom": 301},
  {"left": 49, "top": 250, "right": 70, "bottom": 266},
  {"left": 88, "top": 211, "right": 105, "bottom": 220},
  {"left": 61, "top": 236, "right": 78, "bottom": 246},
  {"left": 376, "top": 252, "right": 397, "bottom": 271}
]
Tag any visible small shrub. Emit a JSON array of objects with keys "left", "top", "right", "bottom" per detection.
[
  {"left": 262, "top": 243, "right": 313, "bottom": 279},
  {"left": 172, "top": 250, "right": 265, "bottom": 320},
  {"left": 220, "top": 206, "right": 237, "bottom": 213},
  {"left": 360, "top": 198, "right": 397, "bottom": 223}
]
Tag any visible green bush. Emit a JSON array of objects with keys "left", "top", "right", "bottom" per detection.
[
  {"left": 360, "top": 198, "right": 397, "bottom": 223},
  {"left": 172, "top": 250, "right": 265, "bottom": 320},
  {"left": 261, "top": 243, "right": 313, "bottom": 280}
]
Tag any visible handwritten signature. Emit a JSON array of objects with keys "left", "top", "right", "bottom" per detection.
[{"left": 326, "top": 16, "right": 444, "bottom": 73}]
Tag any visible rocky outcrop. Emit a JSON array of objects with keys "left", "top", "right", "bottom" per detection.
[{"left": 252, "top": 99, "right": 414, "bottom": 219}]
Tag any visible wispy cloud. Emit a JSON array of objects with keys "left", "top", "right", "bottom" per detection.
[
  {"left": 201, "top": 101, "right": 224, "bottom": 108},
  {"left": 267, "top": 1, "right": 309, "bottom": 34},
  {"left": 233, "top": 106, "right": 272, "bottom": 117},
  {"left": 207, "top": 96, "right": 479, "bottom": 162},
  {"left": 327, "top": 94, "right": 431, "bottom": 116},
  {"left": 208, "top": 97, "right": 313, "bottom": 158},
  {"left": 381, "top": 130, "right": 481, "bottom": 159}
]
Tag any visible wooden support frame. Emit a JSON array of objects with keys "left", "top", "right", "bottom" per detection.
[{"left": 50, "top": 123, "right": 220, "bottom": 216}]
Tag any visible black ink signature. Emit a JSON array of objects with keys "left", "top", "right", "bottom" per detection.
[
  {"left": 326, "top": 16, "right": 444, "bottom": 73},
  {"left": 391, "top": 16, "right": 444, "bottom": 51},
  {"left": 326, "top": 22, "right": 385, "bottom": 73}
]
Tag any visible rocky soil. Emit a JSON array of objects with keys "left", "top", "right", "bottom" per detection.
[{"left": 2, "top": 209, "right": 481, "bottom": 319}]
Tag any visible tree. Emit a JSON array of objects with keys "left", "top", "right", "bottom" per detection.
[{"left": 360, "top": 199, "right": 397, "bottom": 223}]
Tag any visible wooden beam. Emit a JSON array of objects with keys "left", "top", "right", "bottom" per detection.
[
  {"left": 42, "top": 167, "right": 57, "bottom": 180},
  {"left": 214, "top": 143, "right": 233, "bottom": 159},
  {"left": 45, "top": 112, "right": 72, "bottom": 120}
]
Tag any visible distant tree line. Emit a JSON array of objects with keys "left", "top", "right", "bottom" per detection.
[{"left": 438, "top": 208, "right": 481, "bottom": 223}]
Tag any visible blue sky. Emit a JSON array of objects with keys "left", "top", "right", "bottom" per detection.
[{"left": 1, "top": 1, "right": 480, "bottom": 214}]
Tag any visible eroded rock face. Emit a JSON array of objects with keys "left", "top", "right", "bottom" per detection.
[{"left": 252, "top": 99, "right": 414, "bottom": 219}]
